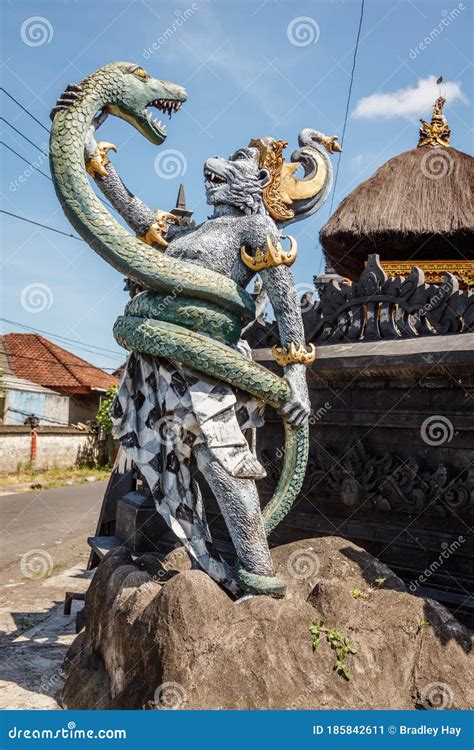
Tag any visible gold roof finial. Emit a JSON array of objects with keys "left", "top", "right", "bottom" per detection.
[{"left": 417, "top": 94, "right": 451, "bottom": 148}]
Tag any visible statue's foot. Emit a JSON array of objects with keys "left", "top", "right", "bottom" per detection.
[{"left": 235, "top": 563, "right": 286, "bottom": 598}]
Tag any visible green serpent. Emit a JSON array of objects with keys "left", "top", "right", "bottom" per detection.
[{"left": 49, "top": 61, "right": 308, "bottom": 537}]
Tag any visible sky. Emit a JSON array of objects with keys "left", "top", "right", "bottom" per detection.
[{"left": 1, "top": 0, "right": 472, "bottom": 371}]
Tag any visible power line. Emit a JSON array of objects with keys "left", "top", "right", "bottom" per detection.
[
  {"left": 1, "top": 141, "right": 51, "bottom": 181},
  {"left": 0, "top": 210, "right": 83, "bottom": 241},
  {"left": 327, "top": 0, "right": 365, "bottom": 219},
  {"left": 0, "top": 317, "right": 125, "bottom": 359},
  {"left": 1, "top": 106, "right": 115, "bottom": 212},
  {"left": 0, "top": 116, "right": 48, "bottom": 156},
  {"left": 0, "top": 87, "right": 50, "bottom": 133}
]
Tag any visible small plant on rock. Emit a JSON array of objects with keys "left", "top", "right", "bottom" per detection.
[{"left": 310, "top": 619, "right": 357, "bottom": 681}]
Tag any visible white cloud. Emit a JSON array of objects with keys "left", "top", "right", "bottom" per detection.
[{"left": 353, "top": 76, "right": 467, "bottom": 120}]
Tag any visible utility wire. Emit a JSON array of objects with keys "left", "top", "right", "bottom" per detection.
[
  {"left": 0, "top": 87, "right": 50, "bottom": 133},
  {"left": 1, "top": 141, "right": 51, "bottom": 181},
  {"left": 0, "top": 317, "right": 124, "bottom": 359},
  {"left": 327, "top": 0, "right": 365, "bottom": 219},
  {"left": 1, "top": 210, "right": 83, "bottom": 241},
  {"left": 0, "top": 116, "right": 48, "bottom": 156},
  {"left": 1, "top": 108, "right": 115, "bottom": 211}
]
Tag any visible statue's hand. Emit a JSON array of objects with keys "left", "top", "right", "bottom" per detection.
[
  {"left": 279, "top": 363, "right": 311, "bottom": 428},
  {"left": 50, "top": 83, "right": 82, "bottom": 120}
]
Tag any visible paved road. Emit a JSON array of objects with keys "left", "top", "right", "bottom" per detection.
[{"left": 0, "top": 481, "right": 107, "bottom": 568}]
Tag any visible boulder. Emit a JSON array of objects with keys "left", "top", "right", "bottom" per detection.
[{"left": 59, "top": 537, "right": 473, "bottom": 710}]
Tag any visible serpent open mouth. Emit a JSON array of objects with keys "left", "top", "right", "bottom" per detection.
[{"left": 145, "top": 98, "right": 185, "bottom": 138}]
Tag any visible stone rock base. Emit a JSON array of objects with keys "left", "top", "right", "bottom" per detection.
[{"left": 59, "top": 537, "right": 473, "bottom": 710}]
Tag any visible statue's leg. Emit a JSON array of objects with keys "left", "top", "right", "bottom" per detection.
[{"left": 194, "top": 444, "right": 285, "bottom": 597}]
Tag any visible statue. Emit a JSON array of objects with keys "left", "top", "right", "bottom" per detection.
[{"left": 50, "top": 62, "right": 339, "bottom": 598}]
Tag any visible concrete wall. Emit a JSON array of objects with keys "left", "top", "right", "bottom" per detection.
[
  {"left": 0, "top": 426, "right": 95, "bottom": 473},
  {"left": 3, "top": 389, "right": 69, "bottom": 426}
]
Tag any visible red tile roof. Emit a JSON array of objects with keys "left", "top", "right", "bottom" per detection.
[{"left": 1, "top": 334, "right": 119, "bottom": 394}]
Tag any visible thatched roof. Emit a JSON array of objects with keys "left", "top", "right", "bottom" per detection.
[{"left": 320, "top": 146, "right": 474, "bottom": 280}]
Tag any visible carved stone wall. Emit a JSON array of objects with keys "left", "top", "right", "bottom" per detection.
[
  {"left": 204, "top": 330, "right": 474, "bottom": 626},
  {"left": 245, "top": 254, "right": 474, "bottom": 350}
]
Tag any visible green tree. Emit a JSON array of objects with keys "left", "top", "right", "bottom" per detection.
[{"left": 95, "top": 385, "right": 119, "bottom": 435}]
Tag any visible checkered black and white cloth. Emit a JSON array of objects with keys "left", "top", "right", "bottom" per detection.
[{"left": 111, "top": 348, "right": 266, "bottom": 594}]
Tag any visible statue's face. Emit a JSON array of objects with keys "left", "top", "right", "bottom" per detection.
[{"left": 203, "top": 147, "right": 270, "bottom": 214}]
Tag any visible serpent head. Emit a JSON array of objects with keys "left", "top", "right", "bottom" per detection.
[{"left": 82, "top": 61, "right": 187, "bottom": 144}]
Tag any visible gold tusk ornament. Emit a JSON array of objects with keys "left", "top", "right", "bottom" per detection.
[
  {"left": 240, "top": 235, "right": 297, "bottom": 272},
  {"left": 272, "top": 342, "right": 316, "bottom": 367}
]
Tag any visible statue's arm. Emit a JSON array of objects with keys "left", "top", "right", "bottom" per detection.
[
  {"left": 50, "top": 84, "right": 192, "bottom": 241},
  {"left": 246, "top": 217, "right": 310, "bottom": 427},
  {"left": 260, "top": 264, "right": 310, "bottom": 427}
]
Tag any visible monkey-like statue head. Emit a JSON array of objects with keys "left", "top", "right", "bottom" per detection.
[
  {"left": 203, "top": 130, "right": 340, "bottom": 224},
  {"left": 203, "top": 146, "right": 270, "bottom": 216}
]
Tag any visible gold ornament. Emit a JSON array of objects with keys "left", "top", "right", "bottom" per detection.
[
  {"left": 272, "top": 342, "right": 316, "bottom": 367},
  {"left": 417, "top": 97, "right": 451, "bottom": 148},
  {"left": 381, "top": 260, "right": 474, "bottom": 286},
  {"left": 85, "top": 141, "right": 117, "bottom": 178},
  {"left": 137, "top": 210, "right": 179, "bottom": 249},
  {"left": 249, "top": 135, "right": 334, "bottom": 222},
  {"left": 240, "top": 235, "right": 297, "bottom": 272}
]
